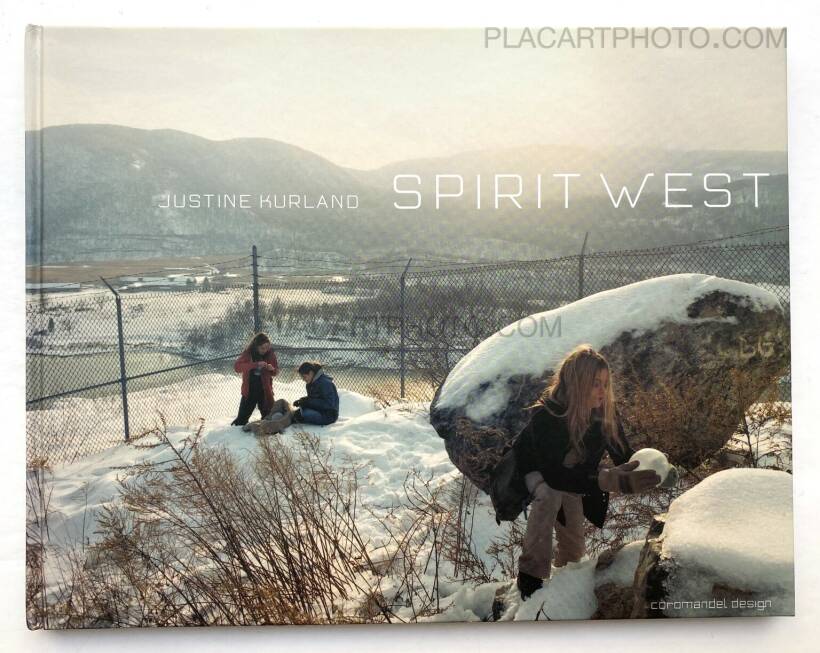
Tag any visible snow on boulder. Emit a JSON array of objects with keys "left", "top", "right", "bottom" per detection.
[
  {"left": 429, "top": 274, "right": 788, "bottom": 491},
  {"left": 591, "top": 540, "right": 645, "bottom": 619},
  {"left": 631, "top": 468, "right": 794, "bottom": 617}
]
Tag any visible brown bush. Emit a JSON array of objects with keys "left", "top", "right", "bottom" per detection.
[
  {"left": 28, "top": 417, "right": 509, "bottom": 627},
  {"left": 588, "top": 368, "right": 789, "bottom": 558}
]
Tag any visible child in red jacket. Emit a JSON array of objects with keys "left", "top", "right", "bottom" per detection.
[{"left": 231, "top": 332, "right": 279, "bottom": 426}]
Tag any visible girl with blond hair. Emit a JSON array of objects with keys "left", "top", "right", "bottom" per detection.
[{"left": 513, "top": 344, "right": 660, "bottom": 599}]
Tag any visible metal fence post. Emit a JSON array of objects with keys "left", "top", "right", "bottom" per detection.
[
  {"left": 252, "top": 245, "right": 261, "bottom": 333},
  {"left": 578, "top": 231, "right": 589, "bottom": 299},
  {"left": 101, "top": 277, "right": 130, "bottom": 442},
  {"left": 399, "top": 258, "right": 413, "bottom": 399}
]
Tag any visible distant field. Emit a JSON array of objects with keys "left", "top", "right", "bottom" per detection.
[{"left": 26, "top": 255, "right": 249, "bottom": 284}]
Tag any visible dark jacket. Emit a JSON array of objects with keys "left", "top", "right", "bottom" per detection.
[
  {"left": 298, "top": 369, "right": 339, "bottom": 421},
  {"left": 513, "top": 397, "right": 634, "bottom": 528}
]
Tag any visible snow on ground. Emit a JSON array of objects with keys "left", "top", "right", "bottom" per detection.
[
  {"left": 423, "top": 557, "right": 603, "bottom": 623},
  {"left": 29, "top": 373, "right": 391, "bottom": 462},
  {"left": 42, "top": 379, "right": 436, "bottom": 549},
  {"left": 594, "top": 540, "right": 645, "bottom": 588},
  {"left": 34, "top": 377, "right": 793, "bottom": 622},
  {"left": 486, "top": 541, "right": 645, "bottom": 623},
  {"left": 26, "top": 286, "right": 365, "bottom": 356},
  {"left": 508, "top": 559, "right": 599, "bottom": 621},
  {"left": 435, "top": 274, "right": 783, "bottom": 422},
  {"left": 422, "top": 581, "right": 509, "bottom": 622},
  {"left": 27, "top": 288, "right": 246, "bottom": 354},
  {"left": 661, "top": 468, "right": 794, "bottom": 615},
  {"left": 37, "top": 376, "right": 645, "bottom": 622}
]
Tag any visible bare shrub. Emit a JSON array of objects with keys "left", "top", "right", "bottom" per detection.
[
  {"left": 441, "top": 476, "right": 493, "bottom": 583},
  {"left": 46, "top": 419, "right": 389, "bottom": 626},
  {"left": 30, "top": 417, "right": 512, "bottom": 627},
  {"left": 728, "top": 386, "right": 792, "bottom": 470},
  {"left": 486, "top": 520, "right": 526, "bottom": 579},
  {"left": 25, "top": 459, "right": 51, "bottom": 629},
  {"left": 590, "top": 369, "right": 789, "bottom": 558},
  {"left": 361, "top": 469, "right": 502, "bottom": 621},
  {"left": 27, "top": 457, "right": 109, "bottom": 629}
]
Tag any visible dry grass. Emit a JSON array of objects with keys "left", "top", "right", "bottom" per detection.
[
  {"left": 26, "top": 418, "right": 506, "bottom": 627},
  {"left": 587, "top": 370, "right": 790, "bottom": 558}
]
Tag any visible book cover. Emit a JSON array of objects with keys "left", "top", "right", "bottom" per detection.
[{"left": 25, "top": 26, "right": 793, "bottom": 627}]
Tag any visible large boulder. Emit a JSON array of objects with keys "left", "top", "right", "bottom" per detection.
[
  {"left": 430, "top": 274, "right": 789, "bottom": 492},
  {"left": 630, "top": 468, "right": 794, "bottom": 617}
]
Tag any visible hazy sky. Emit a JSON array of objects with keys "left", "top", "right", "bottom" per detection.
[{"left": 34, "top": 28, "right": 787, "bottom": 169}]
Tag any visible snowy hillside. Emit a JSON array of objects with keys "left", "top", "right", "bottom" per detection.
[
  {"left": 33, "top": 376, "right": 793, "bottom": 624},
  {"left": 36, "top": 378, "right": 637, "bottom": 622},
  {"left": 44, "top": 379, "right": 448, "bottom": 551}
]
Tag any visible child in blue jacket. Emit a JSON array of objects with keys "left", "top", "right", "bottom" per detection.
[
  {"left": 292, "top": 361, "right": 340, "bottom": 425},
  {"left": 254, "top": 361, "right": 340, "bottom": 434}
]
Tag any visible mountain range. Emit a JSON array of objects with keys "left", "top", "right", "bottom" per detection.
[{"left": 26, "top": 124, "right": 788, "bottom": 264}]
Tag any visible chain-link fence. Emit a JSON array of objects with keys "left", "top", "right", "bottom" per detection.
[{"left": 26, "top": 229, "right": 791, "bottom": 465}]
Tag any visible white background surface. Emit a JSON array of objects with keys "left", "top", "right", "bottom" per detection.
[{"left": 1, "top": 1, "right": 819, "bottom": 650}]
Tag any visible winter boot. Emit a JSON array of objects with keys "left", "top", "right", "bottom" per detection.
[{"left": 517, "top": 571, "right": 543, "bottom": 600}]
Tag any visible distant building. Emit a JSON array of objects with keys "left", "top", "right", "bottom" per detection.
[
  {"left": 119, "top": 274, "right": 195, "bottom": 291},
  {"left": 25, "top": 282, "right": 81, "bottom": 294}
]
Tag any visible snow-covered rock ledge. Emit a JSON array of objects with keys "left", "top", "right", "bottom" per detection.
[
  {"left": 629, "top": 468, "right": 794, "bottom": 617},
  {"left": 430, "top": 274, "right": 789, "bottom": 491},
  {"left": 449, "top": 468, "right": 794, "bottom": 621}
]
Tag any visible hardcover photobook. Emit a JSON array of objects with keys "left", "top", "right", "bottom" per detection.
[{"left": 25, "top": 26, "right": 794, "bottom": 627}]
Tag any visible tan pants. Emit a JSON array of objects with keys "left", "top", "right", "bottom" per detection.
[{"left": 518, "top": 470, "right": 586, "bottom": 579}]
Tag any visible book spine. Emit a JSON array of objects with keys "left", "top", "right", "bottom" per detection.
[{"left": 25, "top": 25, "right": 44, "bottom": 296}]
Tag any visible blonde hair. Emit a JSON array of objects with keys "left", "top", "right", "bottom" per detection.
[{"left": 532, "top": 344, "right": 626, "bottom": 463}]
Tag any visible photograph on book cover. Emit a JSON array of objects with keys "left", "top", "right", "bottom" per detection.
[{"left": 24, "top": 26, "right": 792, "bottom": 628}]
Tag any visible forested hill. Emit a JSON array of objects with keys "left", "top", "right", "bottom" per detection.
[{"left": 26, "top": 124, "right": 788, "bottom": 263}]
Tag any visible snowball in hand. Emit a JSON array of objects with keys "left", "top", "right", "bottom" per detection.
[{"left": 628, "top": 448, "right": 677, "bottom": 488}]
